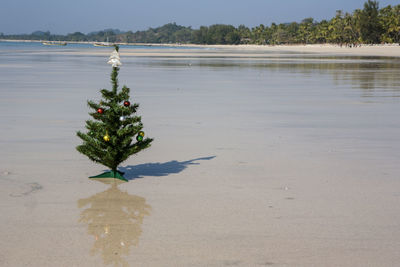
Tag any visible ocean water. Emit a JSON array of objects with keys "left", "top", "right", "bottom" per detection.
[
  {"left": 0, "top": 43, "right": 399, "bottom": 164},
  {"left": 0, "top": 40, "right": 204, "bottom": 51},
  {"left": 1, "top": 42, "right": 400, "bottom": 266}
]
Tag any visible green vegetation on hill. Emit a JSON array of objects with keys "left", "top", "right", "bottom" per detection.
[{"left": 1, "top": 1, "right": 399, "bottom": 45}]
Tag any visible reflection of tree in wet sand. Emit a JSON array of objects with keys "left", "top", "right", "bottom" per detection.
[{"left": 78, "top": 184, "right": 151, "bottom": 266}]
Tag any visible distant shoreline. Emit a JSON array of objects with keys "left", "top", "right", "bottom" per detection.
[{"left": 1, "top": 39, "right": 400, "bottom": 57}]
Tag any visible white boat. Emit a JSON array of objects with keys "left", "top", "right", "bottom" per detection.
[
  {"left": 93, "top": 42, "right": 114, "bottom": 47},
  {"left": 93, "top": 37, "right": 113, "bottom": 47},
  {"left": 42, "top": 41, "right": 67, "bottom": 46}
]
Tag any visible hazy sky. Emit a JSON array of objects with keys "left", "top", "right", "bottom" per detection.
[{"left": 1, "top": 0, "right": 399, "bottom": 34}]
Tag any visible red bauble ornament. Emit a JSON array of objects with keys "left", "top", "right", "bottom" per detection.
[
  {"left": 123, "top": 101, "right": 130, "bottom": 107},
  {"left": 97, "top": 108, "right": 104, "bottom": 114}
]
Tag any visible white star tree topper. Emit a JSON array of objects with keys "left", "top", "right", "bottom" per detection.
[{"left": 107, "top": 49, "right": 122, "bottom": 67}]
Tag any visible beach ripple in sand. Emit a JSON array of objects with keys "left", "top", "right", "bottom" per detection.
[{"left": 9, "top": 182, "right": 43, "bottom": 197}]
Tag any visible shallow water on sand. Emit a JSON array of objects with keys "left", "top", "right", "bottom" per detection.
[{"left": 0, "top": 45, "right": 400, "bottom": 266}]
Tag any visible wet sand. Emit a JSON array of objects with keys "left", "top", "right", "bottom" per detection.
[{"left": 0, "top": 46, "right": 400, "bottom": 266}]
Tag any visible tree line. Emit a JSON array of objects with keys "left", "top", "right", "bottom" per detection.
[{"left": 1, "top": 1, "right": 399, "bottom": 45}]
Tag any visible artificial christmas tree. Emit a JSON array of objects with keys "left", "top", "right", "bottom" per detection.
[{"left": 76, "top": 45, "right": 153, "bottom": 181}]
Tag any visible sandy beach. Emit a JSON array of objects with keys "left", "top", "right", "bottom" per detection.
[
  {"left": 2, "top": 39, "right": 400, "bottom": 57},
  {"left": 207, "top": 43, "right": 400, "bottom": 57},
  {"left": 0, "top": 43, "right": 400, "bottom": 266},
  {"left": 94, "top": 44, "right": 400, "bottom": 58}
]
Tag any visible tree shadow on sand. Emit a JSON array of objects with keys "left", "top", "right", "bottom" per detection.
[{"left": 119, "top": 156, "right": 216, "bottom": 180}]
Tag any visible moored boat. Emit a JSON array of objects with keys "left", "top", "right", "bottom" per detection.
[
  {"left": 93, "top": 37, "right": 114, "bottom": 47},
  {"left": 93, "top": 42, "right": 114, "bottom": 47},
  {"left": 42, "top": 41, "right": 67, "bottom": 46}
]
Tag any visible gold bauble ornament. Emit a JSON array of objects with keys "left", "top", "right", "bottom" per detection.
[{"left": 103, "top": 134, "right": 110, "bottom": 142}]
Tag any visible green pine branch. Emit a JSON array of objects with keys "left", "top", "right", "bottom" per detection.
[{"left": 76, "top": 46, "right": 153, "bottom": 175}]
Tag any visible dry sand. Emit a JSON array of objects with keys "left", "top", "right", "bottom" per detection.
[
  {"left": 207, "top": 43, "right": 400, "bottom": 57},
  {"left": 0, "top": 45, "right": 400, "bottom": 266},
  {"left": 4, "top": 39, "right": 398, "bottom": 58},
  {"left": 86, "top": 43, "right": 398, "bottom": 58}
]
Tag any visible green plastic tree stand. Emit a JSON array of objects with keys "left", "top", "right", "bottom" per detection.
[{"left": 89, "top": 170, "right": 128, "bottom": 182}]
